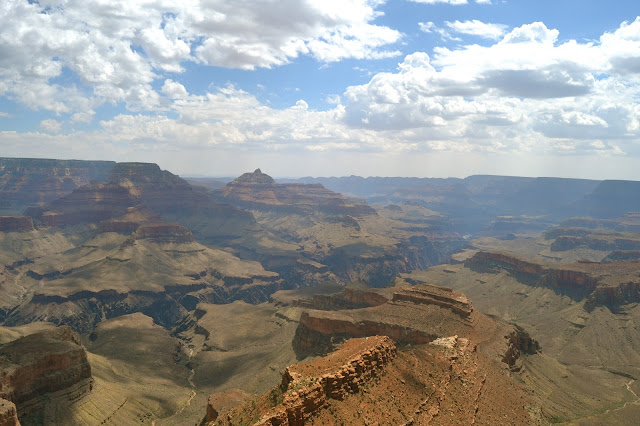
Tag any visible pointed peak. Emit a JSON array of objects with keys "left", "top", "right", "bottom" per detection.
[{"left": 231, "top": 169, "right": 275, "bottom": 185}]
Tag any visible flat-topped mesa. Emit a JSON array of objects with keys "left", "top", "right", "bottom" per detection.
[
  {"left": 216, "top": 169, "right": 376, "bottom": 216},
  {"left": 392, "top": 284, "right": 473, "bottom": 318},
  {"left": 106, "top": 162, "right": 189, "bottom": 188},
  {"left": 0, "top": 399, "right": 19, "bottom": 426},
  {"left": 466, "top": 251, "right": 598, "bottom": 292},
  {"left": 0, "top": 326, "right": 93, "bottom": 421},
  {"left": 0, "top": 158, "right": 116, "bottom": 209},
  {"left": 215, "top": 336, "right": 397, "bottom": 425},
  {"left": 293, "top": 283, "right": 475, "bottom": 357},
  {"left": 0, "top": 216, "right": 34, "bottom": 232},
  {"left": 133, "top": 222, "right": 195, "bottom": 243}
]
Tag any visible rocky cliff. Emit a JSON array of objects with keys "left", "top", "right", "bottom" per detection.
[
  {"left": 392, "top": 284, "right": 473, "bottom": 318},
  {"left": 0, "top": 217, "right": 33, "bottom": 233},
  {"left": 466, "top": 251, "right": 598, "bottom": 293},
  {"left": 0, "top": 158, "right": 115, "bottom": 211},
  {"left": 209, "top": 336, "right": 396, "bottom": 425},
  {"left": 214, "top": 169, "right": 376, "bottom": 216},
  {"left": 293, "top": 283, "right": 474, "bottom": 357},
  {"left": 585, "top": 281, "right": 640, "bottom": 311},
  {"left": 133, "top": 223, "right": 195, "bottom": 244},
  {"left": 0, "top": 326, "right": 93, "bottom": 422},
  {"left": 0, "top": 399, "right": 19, "bottom": 426}
]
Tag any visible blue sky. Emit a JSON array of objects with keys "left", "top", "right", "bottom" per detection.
[{"left": 1, "top": 1, "right": 640, "bottom": 179}]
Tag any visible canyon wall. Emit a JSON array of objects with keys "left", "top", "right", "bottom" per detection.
[{"left": 0, "top": 326, "right": 93, "bottom": 422}]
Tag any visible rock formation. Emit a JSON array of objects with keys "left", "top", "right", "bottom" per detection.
[
  {"left": 466, "top": 251, "right": 598, "bottom": 292},
  {"left": 0, "top": 158, "right": 115, "bottom": 211},
  {"left": 210, "top": 336, "right": 396, "bottom": 425},
  {"left": 0, "top": 399, "right": 19, "bottom": 426},
  {"left": 0, "top": 326, "right": 93, "bottom": 422},
  {"left": 214, "top": 169, "right": 376, "bottom": 216},
  {"left": 293, "top": 283, "right": 475, "bottom": 357},
  {"left": 0, "top": 217, "right": 34, "bottom": 233},
  {"left": 133, "top": 223, "right": 195, "bottom": 243}
]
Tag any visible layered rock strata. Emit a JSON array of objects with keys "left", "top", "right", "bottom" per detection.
[
  {"left": 0, "top": 217, "right": 33, "bottom": 233},
  {"left": 0, "top": 158, "right": 115, "bottom": 209},
  {"left": 293, "top": 283, "right": 474, "bottom": 356},
  {"left": 466, "top": 251, "right": 598, "bottom": 292},
  {"left": 211, "top": 336, "right": 396, "bottom": 425},
  {"left": 214, "top": 169, "right": 376, "bottom": 216},
  {"left": 0, "top": 326, "right": 92, "bottom": 421}
]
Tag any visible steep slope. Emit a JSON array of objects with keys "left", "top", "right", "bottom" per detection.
[{"left": 407, "top": 250, "right": 640, "bottom": 422}]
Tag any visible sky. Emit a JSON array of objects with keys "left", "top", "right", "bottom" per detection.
[{"left": 1, "top": 0, "right": 640, "bottom": 179}]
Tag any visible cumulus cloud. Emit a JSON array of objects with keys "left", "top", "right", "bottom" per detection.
[
  {"left": 40, "top": 119, "right": 63, "bottom": 133},
  {"left": 445, "top": 20, "right": 507, "bottom": 40},
  {"left": 0, "top": 0, "right": 400, "bottom": 114},
  {"left": 341, "top": 20, "right": 640, "bottom": 155}
]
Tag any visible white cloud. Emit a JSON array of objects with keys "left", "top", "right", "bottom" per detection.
[
  {"left": 419, "top": 22, "right": 461, "bottom": 42},
  {"left": 445, "top": 20, "right": 507, "bottom": 40},
  {"left": 341, "top": 20, "right": 640, "bottom": 156},
  {"left": 410, "top": 0, "right": 468, "bottom": 4},
  {"left": 162, "top": 79, "right": 189, "bottom": 99},
  {"left": 0, "top": 0, "right": 400, "bottom": 115},
  {"left": 40, "top": 119, "right": 63, "bottom": 133}
]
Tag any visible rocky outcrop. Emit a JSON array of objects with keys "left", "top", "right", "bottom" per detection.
[
  {"left": 134, "top": 223, "right": 195, "bottom": 243},
  {"left": 466, "top": 251, "right": 598, "bottom": 292},
  {"left": 585, "top": 281, "right": 640, "bottom": 311},
  {"left": 0, "top": 399, "right": 19, "bottom": 426},
  {"left": 26, "top": 183, "right": 139, "bottom": 227},
  {"left": 501, "top": 327, "right": 540, "bottom": 372},
  {"left": 292, "top": 288, "right": 390, "bottom": 311},
  {"left": 216, "top": 336, "right": 396, "bottom": 425},
  {"left": 392, "top": 284, "right": 473, "bottom": 318},
  {"left": 295, "top": 311, "right": 436, "bottom": 356},
  {"left": 214, "top": 169, "right": 376, "bottom": 217},
  {"left": 293, "top": 283, "right": 474, "bottom": 357},
  {"left": 550, "top": 235, "right": 640, "bottom": 252},
  {"left": 0, "top": 217, "right": 33, "bottom": 233},
  {"left": 602, "top": 250, "right": 640, "bottom": 263},
  {"left": 0, "top": 326, "right": 92, "bottom": 420},
  {"left": 0, "top": 158, "right": 115, "bottom": 209}
]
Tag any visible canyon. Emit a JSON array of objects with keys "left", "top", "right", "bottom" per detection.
[{"left": 1, "top": 157, "right": 640, "bottom": 424}]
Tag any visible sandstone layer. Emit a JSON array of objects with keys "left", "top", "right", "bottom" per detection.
[
  {"left": 0, "top": 326, "right": 92, "bottom": 422},
  {"left": 209, "top": 336, "right": 397, "bottom": 425},
  {"left": 293, "top": 283, "right": 475, "bottom": 357},
  {"left": 214, "top": 169, "right": 376, "bottom": 216},
  {"left": 0, "top": 158, "right": 115, "bottom": 211},
  {"left": 0, "top": 399, "right": 19, "bottom": 426}
]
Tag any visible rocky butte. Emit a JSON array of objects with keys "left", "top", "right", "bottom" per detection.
[{"left": 213, "top": 169, "right": 377, "bottom": 216}]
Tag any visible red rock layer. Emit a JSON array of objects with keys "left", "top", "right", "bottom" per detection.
[
  {"left": 466, "top": 251, "right": 598, "bottom": 291},
  {"left": 218, "top": 336, "right": 396, "bottom": 426},
  {"left": 0, "top": 217, "right": 33, "bottom": 233},
  {"left": 134, "top": 223, "right": 195, "bottom": 243},
  {"left": 392, "top": 284, "right": 473, "bottom": 318},
  {"left": 0, "top": 158, "right": 115, "bottom": 207},
  {"left": 0, "top": 326, "right": 93, "bottom": 414},
  {"left": 215, "top": 170, "right": 376, "bottom": 216}
]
